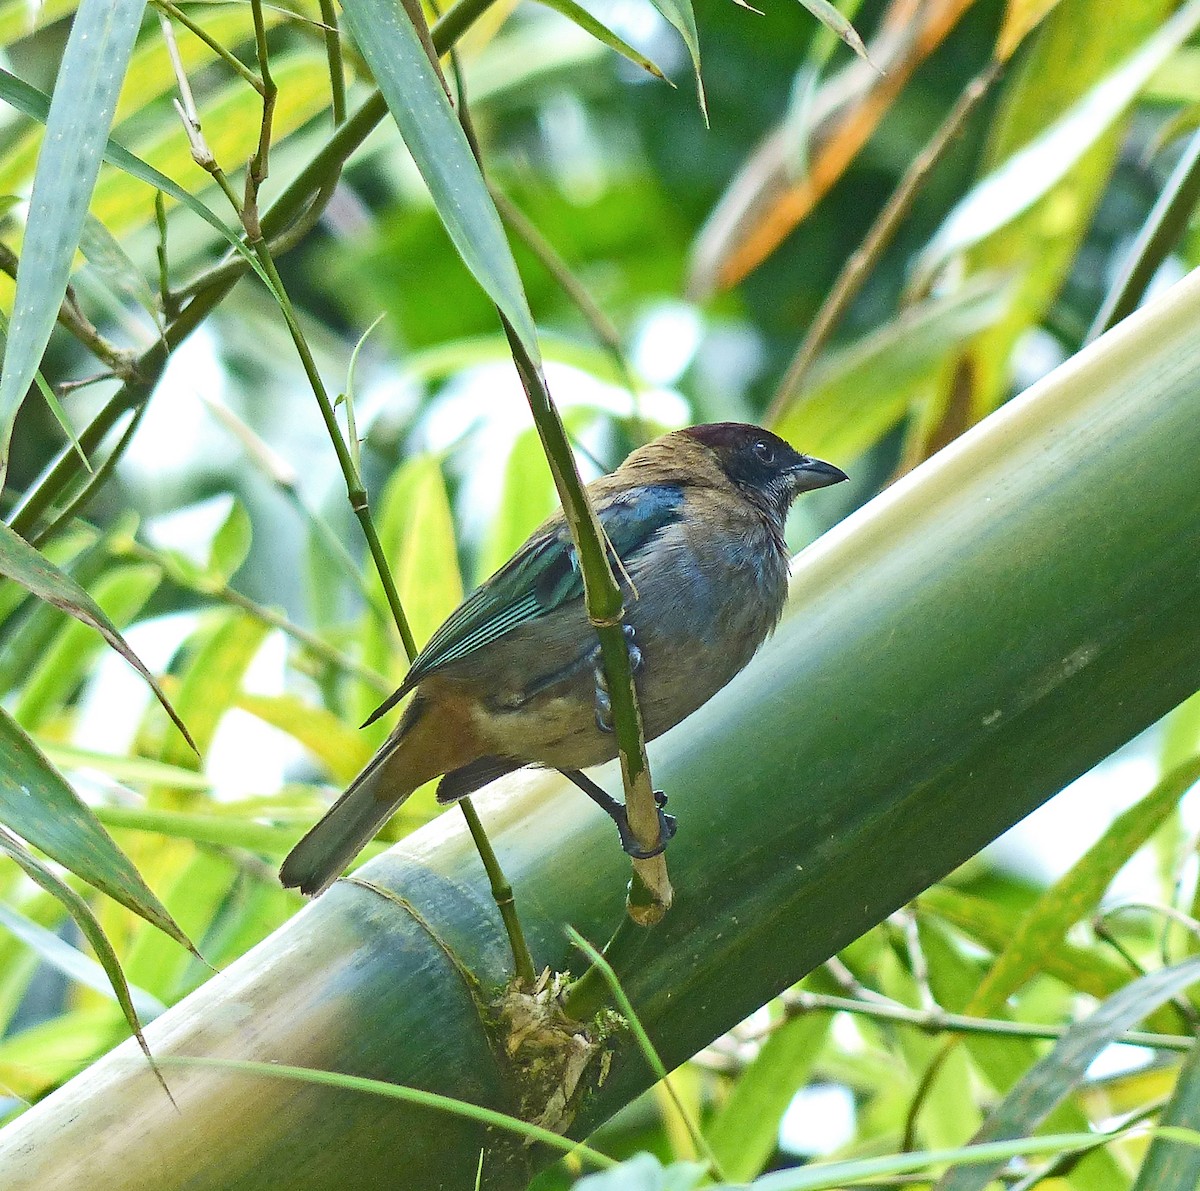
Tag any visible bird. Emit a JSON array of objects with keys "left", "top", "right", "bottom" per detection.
[{"left": 280, "top": 422, "right": 847, "bottom": 896}]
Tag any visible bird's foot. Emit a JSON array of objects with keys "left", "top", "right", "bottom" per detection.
[
  {"left": 560, "top": 770, "right": 677, "bottom": 859},
  {"left": 613, "top": 801, "right": 677, "bottom": 860},
  {"left": 592, "top": 624, "right": 642, "bottom": 733}
]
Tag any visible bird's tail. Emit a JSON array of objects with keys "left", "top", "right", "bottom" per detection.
[{"left": 279, "top": 697, "right": 458, "bottom": 896}]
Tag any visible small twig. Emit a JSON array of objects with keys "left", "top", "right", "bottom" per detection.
[
  {"left": 823, "top": 954, "right": 896, "bottom": 1005},
  {"left": 766, "top": 57, "right": 1003, "bottom": 423},
  {"left": 245, "top": 0, "right": 277, "bottom": 226},
  {"left": 0, "top": 242, "right": 139, "bottom": 381},
  {"left": 567, "top": 927, "right": 727, "bottom": 1180},
  {"left": 460, "top": 799, "right": 536, "bottom": 987},
  {"left": 1092, "top": 914, "right": 1200, "bottom": 1032},
  {"left": 893, "top": 909, "right": 936, "bottom": 1013},
  {"left": 116, "top": 534, "right": 392, "bottom": 693},
  {"left": 903, "top": 1043, "right": 951, "bottom": 1151},
  {"left": 777, "top": 989, "right": 1195, "bottom": 1051},
  {"left": 152, "top": 0, "right": 266, "bottom": 92},
  {"left": 1098, "top": 901, "right": 1200, "bottom": 945},
  {"left": 154, "top": 191, "right": 178, "bottom": 322},
  {"left": 317, "top": 0, "right": 346, "bottom": 124},
  {"left": 5, "top": 0, "right": 505, "bottom": 539}
]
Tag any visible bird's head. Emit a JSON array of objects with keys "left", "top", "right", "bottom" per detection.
[{"left": 680, "top": 423, "right": 848, "bottom": 522}]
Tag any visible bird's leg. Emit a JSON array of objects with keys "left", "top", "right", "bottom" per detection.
[
  {"left": 559, "top": 769, "right": 676, "bottom": 859},
  {"left": 591, "top": 624, "right": 642, "bottom": 733}
]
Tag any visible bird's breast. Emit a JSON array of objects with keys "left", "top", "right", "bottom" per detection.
[{"left": 438, "top": 513, "right": 791, "bottom": 771}]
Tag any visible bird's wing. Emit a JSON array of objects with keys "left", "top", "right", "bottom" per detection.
[{"left": 363, "top": 484, "right": 684, "bottom": 726}]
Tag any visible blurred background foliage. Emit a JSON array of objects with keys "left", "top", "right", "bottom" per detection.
[{"left": 3, "top": 0, "right": 1200, "bottom": 1185}]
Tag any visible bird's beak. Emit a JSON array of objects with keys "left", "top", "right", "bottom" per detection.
[{"left": 789, "top": 455, "right": 849, "bottom": 493}]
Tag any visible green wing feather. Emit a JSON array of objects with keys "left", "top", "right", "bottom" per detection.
[{"left": 363, "top": 484, "right": 683, "bottom": 725}]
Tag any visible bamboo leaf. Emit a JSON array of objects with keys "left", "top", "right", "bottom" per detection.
[
  {"left": 13, "top": 564, "right": 160, "bottom": 731},
  {"left": 705, "top": 1012, "right": 830, "bottom": 1181},
  {"left": 0, "top": 899, "right": 165, "bottom": 1018},
  {"left": 964, "top": 756, "right": 1200, "bottom": 1018},
  {"left": 39, "top": 742, "right": 211, "bottom": 791},
  {"left": 531, "top": 0, "right": 668, "bottom": 80},
  {"left": 0, "top": 708, "right": 195, "bottom": 955},
  {"left": 207, "top": 500, "right": 252, "bottom": 584},
  {"left": 158, "top": 613, "right": 269, "bottom": 769},
  {"left": 996, "top": 0, "right": 1066, "bottom": 61},
  {"left": 476, "top": 424, "right": 561, "bottom": 583},
  {"left": 644, "top": 0, "right": 705, "bottom": 118},
  {"left": 0, "top": 524, "right": 194, "bottom": 752},
  {"left": 918, "top": 885, "right": 1184, "bottom": 1031},
  {"left": 1132, "top": 1039, "right": 1200, "bottom": 1190},
  {"left": 0, "top": 826, "right": 171, "bottom": 1103},
  {"left": 79, "top": 215, "right": 159, "bottom": 323},
  {"left": 0, "top": 67, "right": 266, "bottom": 281},
  {"left": 936, "top": 957, "right": 1200, "bottom": 1191},
  {"left": 917, "top": 0, "right": 1200, "bottom": 283},
  {"left": 753, "top": 1133, "right": 1113, "bottom": 1190},
  {"left": 773, "top": 278, "right": 1009, "bottom": 462},
  {"left": 237, "top": 693, "right": 373, "bottom": 785},
  {"left": 0, "top": 0, "right": 146, "bottom": 479},
  {"left": 337, "top": 0, "right": 540, "bottom": 359},
  {"left": 794, "top": 0, "right": 871, "bottom": 65}
]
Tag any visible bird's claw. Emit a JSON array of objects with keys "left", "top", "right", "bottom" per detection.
[
  {"left": 614, "top": 803, "right": 677, "bottom": 860},
  {"left": 594, "top": 690, "right": 613, "bottom": 733},
  {"left": 592, "top": 625, "right": 642, "bottom": 734}
]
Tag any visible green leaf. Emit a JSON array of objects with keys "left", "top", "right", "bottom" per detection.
[
  {"left": 705, "top": 1011, "right": 830, "bottom": 1181},
  {"left": 963, "top": 755, "right": 1200, "bottom": 1018},
  {"left": 917, "top": 0, "right": 1200, "bottom": 282},
  {"left": 157, "top": 613, "right": 270, "bottom": 769},
  {"left": 207, "top": 500, "right": 252, "bottom": 584},
  {"left": 361, "top": 454, "right": 465, "bottom": 703},
  {"left": 1161, "top": 691, "right": 1200, "bottom": 772},
  {"left": 1132, "top": 1039, "right": 1200, "bottom": 1190},
  {"left": 0, "top": 67, "right": 266, "bottom": 281},
  {"left": 773, "top": 278, "right": 1009, "bottom": 463},
  {"left": 936, "top": 957, "right": 1200, "bottom": 1191},
  {"left": 0, "top": 524, "right": 194, "bottom": 751},
  {"left": 0, "top": 899, "right": 164, "bottom": 1018},
  {"left": 0, "top": 305, "right": 91, "bottom": 473},
  {"left": 476, "top": 425, "right": 560, "bottom": 584},
  {"left": 644, "top": 0, "right": 705, "bottom": 118},
  {"left": 337, "top": 0, "right": 540, "bottom": 360},
  {"left": 0, "top": 708, "right": 195, "bottom": 956},
  {"left": 39, "top": 742, "right": 212, "bottom": 791},
  {"left": 78, "top": 215, "right": 159, "bottom": 323},
  {"left": 751, "top": 1133, "right": 1112, "bottom": 1190},
  {"left": 918, "top": 885, "right": 1183, "bottom": 1031},
  {"left": 237, "top": 693, "right": 373, "bottom": 785},
  {"left": 0, "top": 826, "right": 171, "bottom": 1102},
  {"left": 13, "top": 563, "right": 160, "bottom": 731},
  {"left": 530, "top": 0, "right": 668, "bottom": 80},
  {"left": 795, "top": 0, "right": 872, "bottom": 65},
  {"left": 0, "top": 0, "right": 146, "bottom": 480},
  {"left": 95, "top": 803, "right": 351, "bottom": 855}
]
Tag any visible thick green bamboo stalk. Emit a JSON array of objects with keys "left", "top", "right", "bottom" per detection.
[{"left": 4, "top": 267, "right": 1200, "bottom": 1189}]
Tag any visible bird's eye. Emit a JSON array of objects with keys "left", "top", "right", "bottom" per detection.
[{"left": 752, "top": 440, "right": 774, "bottom": 464}]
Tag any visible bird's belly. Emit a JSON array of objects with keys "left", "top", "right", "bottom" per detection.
[{"left": 462, "top": 571, "right": 782, "bottom": 771}]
